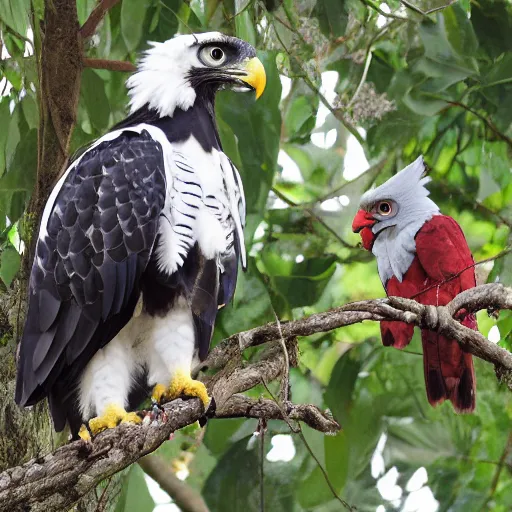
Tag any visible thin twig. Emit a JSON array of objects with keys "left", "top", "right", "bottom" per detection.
[
  {"left": 273, "top": 310, "right": 290, "bottom": 402},
  {"left": 83, "top": 58, "right": 136, "bottom": 72},
  {"left": 347, "top": 50, "right": 373, "bottom": 108},
  {"left": 400, "top": 0, "right": 431, "bottom": 18},
  {"left": 311, "top": 158, "right": 387, "bottom": 205},
  {"left": 486, "top": 431, "right": 512, "bottom": 504},
  {"left": 0, "top": 78, "right": 9, "bottom": 97},
  {"left": 80, "top": 0, "right": 121, "bottom": 39},
  {"left": 359, "top": 0, "right": 407, "bottom": 20},
  {"left": 297, "top": 428, "right": 355, "bottom": 510},
  {"left": 425, "top": 0, "right": 457, "bottom": 14},
  {"left": 266, "top": 11, "right": 365, "bottom": 145},
  {"left": 258, "top": 419, "right": 266, "bottom": 512},
  {"left": 447, "top": 101, "right": 512, "bottom": 149},
  {"left": 139, "top": 454, "right": 210, "bottom": 512},
  {"left": 400, "top": 0, "right": 457, "bottom": 16},
  {"left": 271, "top": 186, "right": 356, "bottom": 249},
  {"left": 94, "top": 476, "right": 113, "bottom": 512},
  {"left": 261, "top": 381, "right": 353, "bottom": 510}
]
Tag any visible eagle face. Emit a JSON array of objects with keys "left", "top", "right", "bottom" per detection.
[{"left": 127, "top": 32, "right": 266, "bottom": 117}]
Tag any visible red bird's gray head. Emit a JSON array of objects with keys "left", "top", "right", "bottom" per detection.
[{"left": 352, "top": 156, "right": 440, "bottom": 251}]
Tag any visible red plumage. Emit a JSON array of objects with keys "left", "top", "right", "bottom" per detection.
[{"left": 380, "top": 215, "right": 477, "bottom": 412}]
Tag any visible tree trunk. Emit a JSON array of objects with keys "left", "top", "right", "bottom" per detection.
[{"left": 0, "top": 1, "right": 124, "bottom": 509}]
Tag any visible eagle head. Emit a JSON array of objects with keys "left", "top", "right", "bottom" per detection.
[
  {"left": 352, "top": 156, "right": 439, "bottom": 251},
  {"left": 127, "top": 32, "right": 266, "bottom": 117}
]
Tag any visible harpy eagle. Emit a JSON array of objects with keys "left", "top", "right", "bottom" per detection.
[{"left": 15, "top": 32, "right": 266, "bottom": 437}]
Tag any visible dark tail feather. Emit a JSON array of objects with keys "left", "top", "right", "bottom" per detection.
[
  {"left": 380, "top": 321, "right": 414, "bottom": 349},
  {"left": 421, "top": 330, "right": 476, "bottom": 413}
]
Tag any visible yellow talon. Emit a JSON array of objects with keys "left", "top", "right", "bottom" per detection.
[
  {"left": 122, "top": 411, "right": 142, "bottom": 424},
  {"left": 88, "top": 403, "right": 141, "bottom": 436},
  {"left": 78, "top": 424, "right": 91, "bottom": 442},
  {"left": 153, "top": 370, "right": 210, "bottom": 408},
  {"left": 152, "top": 383, "right": 167, "bottom": 403}
]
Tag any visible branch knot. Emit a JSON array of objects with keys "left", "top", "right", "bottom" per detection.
[{"left": 421, "top": 305, "right": 439, "bottom": 330}]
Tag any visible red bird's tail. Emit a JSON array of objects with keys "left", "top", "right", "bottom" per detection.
[
  {"left": 421, "top": 330, "right": 476, "bottom": 413},
  {"left": 380, "top": 320, "right": 414, "bottom": 349}
]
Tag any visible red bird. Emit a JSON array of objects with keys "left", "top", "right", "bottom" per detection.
[{"left": 352, "top": 156, "right": 477, "bottom": 413}]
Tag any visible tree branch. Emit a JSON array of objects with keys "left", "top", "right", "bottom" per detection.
[
  {"left": 83, "top": 58, "right": 136, "bottom": 72},
  {"left": 216, "top": 395, "right": 340, "bottom": 434},
  {"left": 200, "top": 283, "right": 512, "bottom": 374},
  {"left": 359, "top": 0, "right": 407, "bottom": 20},
  {"left": 447, "top": 101, "right": 512, "bottom": 150},
  {"left": 80, "top": 0, "right": 121, "bottom": 40},
  {"left": 486, "top": 430, "right": 512, "bottom": 503},
  {"left": 138, "top": 455, "right": 210, "bottom": 512},
  {"left": 2, "top": 283, "right": 511, "bottom": 509}
]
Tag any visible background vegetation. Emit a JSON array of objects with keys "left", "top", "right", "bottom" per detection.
[{"left": 0, "top": 0, "right": 511, "bottom": 510}]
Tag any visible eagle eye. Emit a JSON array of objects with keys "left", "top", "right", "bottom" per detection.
[
  {"left": 200, "top": 46, "right": 227, "bottom": 67},
  {"left": 211, "top": 48, "right": 224, "bottom": 60},
  {"left": 377, "top": 201, "right": 392, "bottom": 215}
]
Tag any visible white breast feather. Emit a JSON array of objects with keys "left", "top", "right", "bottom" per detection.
[
  {"left": 373, "top": 216, "right": 437, "bottom": 283},
  {"left": 155, "top": 135, "right": 246, "bottom": 275}
]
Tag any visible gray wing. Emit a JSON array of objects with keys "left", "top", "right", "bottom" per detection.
[{"left": 15, "top": 129, "right": 166, "bottom": 429}]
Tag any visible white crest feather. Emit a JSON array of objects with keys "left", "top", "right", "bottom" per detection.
[
  {"left": 359, "top": 156, "right": 440, "bottom": 283},
  {"left": 126, "top": 32, "right": 225, "bottom": 118}
]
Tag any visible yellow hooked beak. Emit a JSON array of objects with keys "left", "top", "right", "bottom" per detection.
[{"left": 240, "top": 57, "right": 266, "bottom": 99}]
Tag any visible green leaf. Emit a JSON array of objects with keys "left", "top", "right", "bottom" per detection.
[
  {"left": 216, "top": 51, "right": 282, "bottom": 237},
  {"left": 2, "top": 129, "right": 37, "bottom": 192},
  {"left": 297, "top": 464, "right": 336, "bottom": 508},
  {"left": 471, "top": 0, "right": 512, "bottom": 58},
  {"left": 235, "top": 10, "right": 256, "bottom": 47},
  {"left": 284, "top": 96, "right": 316, "bottom": 142},
  {"left": 5, "top": 107, "right": 21, "bottom": 172},
  {"left": 3, "top": 64, "right": 22, "bottom": 91},
  {"left": 419, "top": 16, "right": 478, "bottom": 77},
  {"left": 203, "top": 436, "right": 301, "bottom": 512},
  {"left": 21, "top": 93, "right": 39, "bottom": 130},
  {"left": 403, "top": 90, "right": 447, "bottom": 116},
  {"left": 314, "top": 0, "right": 348, "bottom": 38},
  {"left": 260, "top": 248, "right": 337, "bottom": 310},
  {"left": 325, "top": 432, "right": 349, "bottom": 496},
  {"left": 115, "top": 465, "right": 154, "bottom": 512},
  {"left": 0, "top": 0, "right": 30, "bottom": 36},
  {"left": 121, "top": 0, "right": 149, "bottom": 52},
  {"left": 0, "top": 100, "right": 10, "bottom": 176},
  {"left": 483, "top": 53, "right": 512, "bottom": 87},
  {"left": 0, "top": 129, "right": 37, "bottom": 222},
  {"left": 0, "top": 245, "right": 20, "bottom": 287},
  {"left": 443, "top": 3, "right": 478, "bottom": 57},
  {"left": 324, "top": 347, "right": 361, "bottom": 426},
  {"left": 80, "top": 69, "right": 110, "bottom": 131},
  {"left": 76, "top": 0, "right": 97, "bottom": 25},
  {"left": 2, "top": 30, "right": 24, "bottom": 59},
  {"left": 204, "top": 418, "right": 246, "bottom": 456}
]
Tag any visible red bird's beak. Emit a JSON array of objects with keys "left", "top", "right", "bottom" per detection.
[
  {"left": 352, "top": 209, "right": 376, "bottom": 251},
  {"left": 352, "top": 209, "right": 376, "bottom": 233}
]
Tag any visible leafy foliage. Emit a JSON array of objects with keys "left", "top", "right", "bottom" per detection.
[{"left": 1, "top": 0, "right": 511, "bottom": 510}]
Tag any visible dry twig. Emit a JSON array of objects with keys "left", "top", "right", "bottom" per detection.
[{"left": 80, "top": 0, "right": 121, "bottom": 39}]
